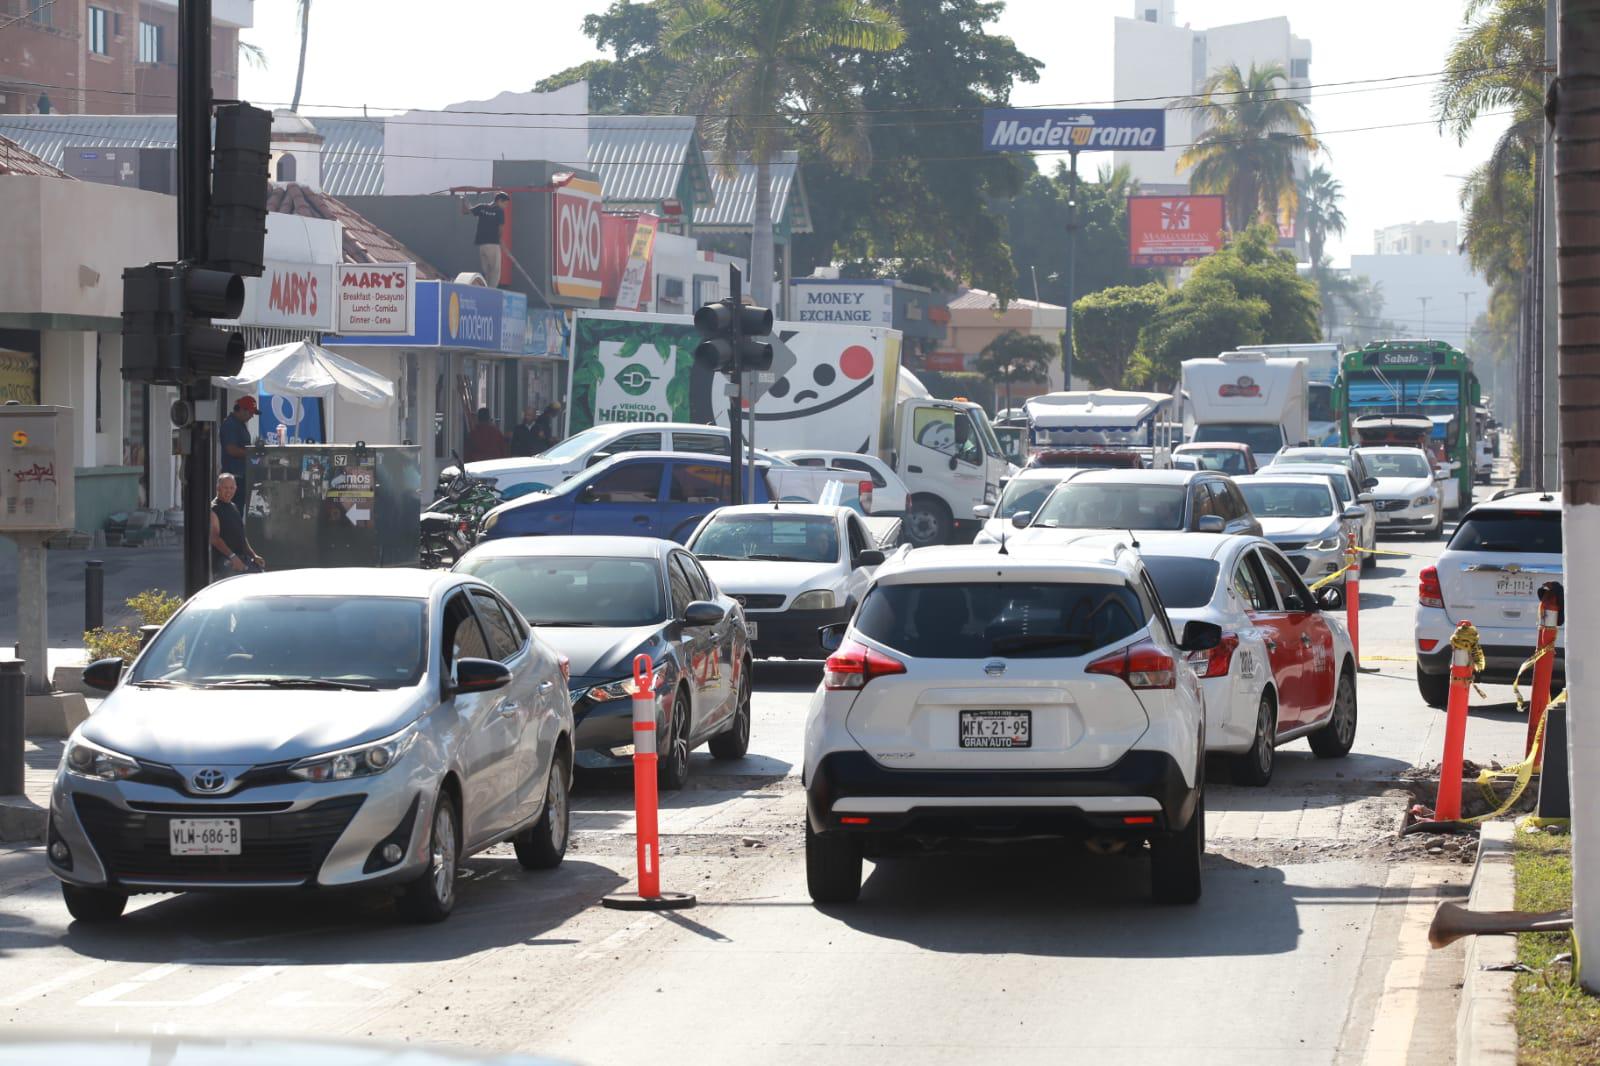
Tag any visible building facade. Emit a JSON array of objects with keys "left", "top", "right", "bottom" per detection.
[{"left": 1373, "top": 220, "right": 1460, "bottom": 256}]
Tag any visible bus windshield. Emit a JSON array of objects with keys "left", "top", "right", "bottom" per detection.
[{"left": 1346, "top": 374, "right": 1462, "bottom": 412}]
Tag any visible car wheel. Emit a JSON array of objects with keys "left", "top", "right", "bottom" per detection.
[
  {"left": 904, "top": 496, "right": 951, "bottom": 547},
  {"left": 658, "top": 688, "right": 691, "bottom": 791},
  {"left": 708, "top": 663, "right": 752, "bottom": 761},
  {"left": 1310, "top": 669, "right": 1358, "bottom": 758},
  {"left": 514, "top": 755, "right": 570, "bottom": 871},
  {"left": 1417, "top": 668, "right": 1449, "bottom": 709},
  {"left": 1233, "top": 692, "right": 1277, "bottom": 787},
  {"left": 400, "top": 791, "right": 459, "bottom": 923},
  {"left": 1150, "top": 791, "right": 1203, "bottom": 905},
  {"left": 806, "top": 820, "right": 862, "bottom": 904},
  {"left": 61, "top": 882, "right": 127, "bottom": 922}
]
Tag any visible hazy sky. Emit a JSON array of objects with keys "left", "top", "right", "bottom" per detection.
[{"left": 238, "top": 0, "right": 1514, "bottom": 269}]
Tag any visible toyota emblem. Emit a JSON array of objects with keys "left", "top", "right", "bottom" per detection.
[
  {"left": 192, "top": 768, "right": 227, "bottom": 793},
  {"left": 983, "top": 660, "right": 1006, "bottom": 676}
]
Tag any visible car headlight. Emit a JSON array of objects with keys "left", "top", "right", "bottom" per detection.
[
  {"left": 1412, "top": 494, "right": 1436, "bottom": 507},
  {"left": 482, "top": 512, "right": 500, "bottom": 532},
  {"left": 1306, "top": 534, "right": 1343, "bottom": 551},
  {"left": 791, "top": 589, "right": 835, "bottom": 611},
  {"left": 288, "top": 727, "right": 417, "bottom": 783},
  {"left": 583, "top": 662, "right": 669, "bottom": 703},
  {"left": 64, "top": 738, "right": 140, "bottom": 781}
]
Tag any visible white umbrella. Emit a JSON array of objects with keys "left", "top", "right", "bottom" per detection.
[{"left": 214, "top": 340, "right": 395, "bottom": 408}]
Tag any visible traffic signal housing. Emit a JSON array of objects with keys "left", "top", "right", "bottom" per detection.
[
  {"left": 120, "top": 263, "right": 246, "bottom": 385},
  {"left": 693, "top": 299, "right": 774, "bottom": 374},
  {"left": 207, "top": 103, "right": 271, "bottom": 277}
]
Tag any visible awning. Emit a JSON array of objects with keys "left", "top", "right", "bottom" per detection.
[{"left": 215, "top": 340, "right": 395, "bottom": 408}]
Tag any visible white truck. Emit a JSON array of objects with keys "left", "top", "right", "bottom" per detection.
[
  {"left": 566, "top": 311, "right": 1012, "bottom": 547},
  {"left": 1235, "top": 342, "right": 1341, "bottom": 446},
  {"left": 1022, "top": 390, "right": 1180, "bottom": 469},
  {"left": 1180, "top": 351, "right": 1310, "bottom": 468}
]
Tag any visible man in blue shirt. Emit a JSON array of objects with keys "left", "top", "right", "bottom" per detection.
[{"left": 219, "top": 396, "right": 257, "bottom": 510}]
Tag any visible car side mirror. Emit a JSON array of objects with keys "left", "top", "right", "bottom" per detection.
[
  {"left": 579, "top": 484, "right": 601, "bottom": 503},
  {"left": 1356, "top": 493, "right": 1374, "bottom": 504},
  {"left": 1178, "top": 619, "right": 1223, "bottom": 652},
  {"left": 818, "top": 622, "right": 847, "bottom": 654},
  {"left": 1197, "top": 514, "right": 1226, "bottom": 534},
  {"left": 585, "top": 451, "right": 612, "bottom": 468},
  {"left": 855, "top": 548, "right": 885, "bottom": 568},
  {"left": 83, "top": 657, "right": 124, "bottom": 692},
  {"left": 1434, "top": 470, "right": 1449, "bottom": 482},
  {"left": 451, "top": 657, "right": 511, "bottom": 696},
  {"left": 972, "top": 504, "right": 994, "bottom": 519},
  {"left": 948, "top": 454, "right": 959, "bottom": 471},
  {"left": 1315, "top": 584, "right": 1346, "bottom": 612},
  {"left": 683, "top": 600, "right": 726, "bottom": 627},
  {"left": 1011, "top": 510, "right": 1033, "bottom": 529},
  {"left": 1363, "top": 477, "right": 1379, "bottom": 490},
  {"left": 1342, "top": 506, "right": 1366, "bottom": 521}
]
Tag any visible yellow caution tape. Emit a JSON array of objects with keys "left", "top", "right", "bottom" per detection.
[
  {"left": 1511, "top": 642, "right": 1557, "bottom": 717},
  {"left": 1307, "top": 569, "right": 1348, "bottom": 592},
  {"left": 1451, "top": 621, "right": 1488, "bottom": 698},
  {"left": 1352, "top": 544, "right": 1413, "bottom": 557},
  {"left": 1463, "top": 686, "right": 1565, "bottom": 826}
]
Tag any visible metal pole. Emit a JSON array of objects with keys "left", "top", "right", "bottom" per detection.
[
  {"left": 84, "top": 559, "right": 103, "bottom": 633},
  {"left": 746, "top": 371, "right": 757, "bottom": 503},
  {"left": 0, "top": 659, "right": 24, "bottom": 796},
  {"left": 179, "top": 0, "right": 214, "bottom": 598},
  {"left": 1062, "top": 149, "right": 1080, "bottom": 389},
  {"left": 728, "top": 266, "right": 744, "bottom": 507},
  {"left": 1418, "top": 296, "right": 1430, "bottom": 338}
]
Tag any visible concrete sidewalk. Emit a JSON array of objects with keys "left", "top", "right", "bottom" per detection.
[{"left": 0, "top": 545, "right": 181, "bottom": 647}]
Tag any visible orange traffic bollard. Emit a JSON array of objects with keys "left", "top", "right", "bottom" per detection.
[
  {"left": 1434, "top": 621, "right": 1480, "bottom": 823},
  {"left": 1344, "top": 532, "right": 1360, "bottom": 666},
  {"left": 602, "top": 654, "right": 696, "bottom": 911},
  {"left": 1525, "top": 582, "right": 1564, "bottom": 761}
]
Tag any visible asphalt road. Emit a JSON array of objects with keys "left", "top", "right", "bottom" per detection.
[{"left": 0, "top": 510, "right": 1542, "bottom": 1065}]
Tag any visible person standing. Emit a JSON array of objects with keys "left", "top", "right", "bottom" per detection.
[
  {"left": 509, "top": 405, "right": 542, "bottom": 457},
  {"left": 219, "top": 396, "right": 257, "bottom": 510},
  {"left": 537, "top": 402, "right": 564, "bottom": 449},
  {"left": 464, "top": 406, "right": 508, "bottom": 464},
  {"left": 210, "top": 473, "right": 265, "bottom": 577},
  {"left": 461, "top": 191, "right": 509, "bottom": 288}
]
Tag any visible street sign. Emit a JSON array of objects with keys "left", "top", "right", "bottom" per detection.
[
  {"left": 981, "top": 108, "right": 1166, "bottom": 152},
  {"left": 1128, "top": 195, "right": 1226, "bottom": 266}
]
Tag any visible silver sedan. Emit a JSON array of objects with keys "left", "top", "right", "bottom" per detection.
[{"left": 49, "top": 568, "right": 574, "bottom": 924}]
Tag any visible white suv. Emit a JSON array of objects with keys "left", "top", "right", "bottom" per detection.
[
  {"left": 802, "top": 542, "right": 1217, "bottom": 905},
  {"left": 1414, "top": 491, "right": 1564, "bottom": 707}
]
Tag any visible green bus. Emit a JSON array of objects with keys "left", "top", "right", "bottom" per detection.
[{"left": 1333, "top": 340, "right": 1482, "bottom": 515}]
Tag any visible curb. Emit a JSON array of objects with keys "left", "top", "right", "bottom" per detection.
[
  {"left": 0, "top": 795, "right": 45, "bottom": 844},
  {"left": 1456, "top": 819, "right": 1518, "bottom": 1065}
]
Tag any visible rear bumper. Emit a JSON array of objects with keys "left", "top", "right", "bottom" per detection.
[
  {"left": 1417, "top": 641, "right": 1565, "bottom": 684},
  {"left": 805, "top": 749, "right": 1200, "bottom": 840},
  {"left": 748, "top": 605, "right": 852, "bottom": 660}
]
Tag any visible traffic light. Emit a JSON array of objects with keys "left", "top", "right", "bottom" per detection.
[
  {"left": 693, "top": 298, "right": 774, "bottom": 374},
  {"left": 120, "top": 263, "right": 245, "bottom": 385},
  {"left": 207, "top": 103, "right": 271, "bottom": 277}
]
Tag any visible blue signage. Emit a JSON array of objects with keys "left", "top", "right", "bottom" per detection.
[
  {"left": 981, "top": 108, "right": 1166, "bottom": 152},
  {"left": 526, "top": 310, "right": 567, "bottom": 358},
  {"left": 323, "top": 280, "right": 531, "bottom": 354},
  {"left": 258, "top": 393, "right": 325, "bottom": 444},
  {"left": 499, "top": 291, "right": 528, "bottom": 354}
]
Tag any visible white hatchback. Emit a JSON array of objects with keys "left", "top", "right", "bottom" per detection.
[
  {"left": 971, "top": 466, "right": 1085, "bottom": 544},
  {"left": 802, "top": 542, "right": 1218, "bottom": 906}
]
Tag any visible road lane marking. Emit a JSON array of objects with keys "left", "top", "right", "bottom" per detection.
[
  {"left": 1360, "top": 875, "right": 1438, "bottom": 1065},
  {"left": 77, "top": 958, "right": 291, "bottom": 1008},
  {"left": 0, "top": 960, "right": 108, "bottom": 1006}
]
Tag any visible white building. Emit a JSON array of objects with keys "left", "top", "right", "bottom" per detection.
[
  {"left": 1113, "top": 3, "right": 1312, "bottom": 194},
  {"left": 1349, "top": 243, "right": 1490, "bottom": 348},
  {"left": 1373, "top": 220, "right": 1459, "bottom": 257}
]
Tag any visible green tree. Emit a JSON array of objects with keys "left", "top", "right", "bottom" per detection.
[
  {"left": 1299, "top": 164, "right": 1345, "bottom": 268},
  {"left": 1072, "top": 283, "right": 1168, "bottom": 388},
  {"left": 535, "top": 2, "right": 674, "bottom": 113},
  {"left": 975, "top": 330, "right": 1055, "bottom": 412},
  {"left": 659, "top": 0, "right": 903, "bottom": 307},
  {"left": 996, "top": 163, "right": 1156, "bottom": 309},
  {"left": 1176, "top": 63, "right": 1318, "bottom": 229}
]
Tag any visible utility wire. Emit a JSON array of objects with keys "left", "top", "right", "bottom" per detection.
[{"left": 0, "top": 0, "right": 55, "bottom": 31}]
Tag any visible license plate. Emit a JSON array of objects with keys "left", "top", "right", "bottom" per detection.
[
  {"left": 1495, "top": 575, "right": 1535, "bottom": 597},
  {"left": 960, "top": 710, "right": 1031, "bottom": 749},
  {"left": 169, "top": 818, "right": 241, "bottom": 856},
  {"left": 745, "top": 620, "right": 758, "bottom": 639}
]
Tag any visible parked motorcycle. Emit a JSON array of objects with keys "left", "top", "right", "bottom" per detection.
[{"left": 420, "top": 454, "right": 502, "bottom": 568}]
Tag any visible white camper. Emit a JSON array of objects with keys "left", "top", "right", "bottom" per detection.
[{"left": 1180, "top": 351, "right": 1310, "bottom": 467}]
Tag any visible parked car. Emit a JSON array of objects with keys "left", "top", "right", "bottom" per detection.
[
  {"left": 455, "top": 536, "right": 751, "bottom": 787},
  {"left": 1270, "top": 446, "right": 1377, "bottom": 494},
  {"left": 1011, "top": 469, "right": 1263, "bottom": 540},
  {"left": 1414, "top": 491, "right": 1564, "bottom": 708},
  {"left": 1171, "top": 442, "right": 1258, "bottom": 477},
  {"left": 453, "top": 422, "right": 792, "bottom": 500},
  {"left": 1356, "top": 446, "right": 1446, "bottom": 538},
  {"left": 971, "top": 467, "right": 1086, "bottom": 545},
  {"left": 478, "top": 452, "right": 874, "bottom": 545},
  {"left": 771, "top": 449, "right": 911, "bottom": 516},
  {"left": 1260, "top": 461, "right": 1377, "bottom": 569},
  {"left": 51, "top": 569, "right": 574, "bottom": 923},
  {"left": 687, "top": 505, "right": 884, "bottom": 660},
  {"left": 1234, "top": 474, "right": 1362, "bottom": 583},
  {"left": 802, "top": 542, "right": 1218, "bottom": 905},
  {"left": 1134, "top": 534, "right": 1357, "bottom": 785}
]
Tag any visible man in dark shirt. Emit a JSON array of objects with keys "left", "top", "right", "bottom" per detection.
[
  {"left": 219, "top": 396, "right": 257, "bottom": 508},
  {"left": 509, "top": 405, "right": 541, "bottom": 457},
  {"left": 463, "top": 406, "right": 508, "bottom": 464},
  {"left": 461, "top": 192, "right": 509, "bottom": 287},
  {"left": 209, "top": 473, "right": 264, "bottom": 577}
]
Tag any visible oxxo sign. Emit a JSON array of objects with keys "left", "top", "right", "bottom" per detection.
[{"left": 553, "top": 177, "right": 604, "bottom": 301}]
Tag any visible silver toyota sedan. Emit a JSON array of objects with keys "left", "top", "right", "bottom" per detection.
[{"left": 49, "top": 568, "right": 574, "bottom": 924}]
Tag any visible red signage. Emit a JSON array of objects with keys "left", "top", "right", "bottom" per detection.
[
  {"left": 1218, "top": 375, "right": 1261, "bottom": 398},
  {"left": 552, "top": 177, "right": 604, "bottom": 301},
  {"left": 1128, "top": 194, "right": 1226, "bottom": 267}
]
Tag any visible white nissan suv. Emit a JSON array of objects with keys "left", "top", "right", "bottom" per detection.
[{"left": 802, "top": 542, "right": 1218, "bottom": 906}]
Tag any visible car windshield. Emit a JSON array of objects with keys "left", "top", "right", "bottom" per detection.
[
  {"left": 130, "top": 597, "right": 427, "bottom": 689},
  {"left": 458, "top": 555, "right": 665, "bottom": 626},
  {"left": 998, "top": 477, "right": 1063, "bottom": 519},
  {"left": 537, "top": 426, "right": 612, "bottom": 462},
  {"left": 1033, "top": 483, "right": 1188, "bottom": 531},
  {"left": 1191, "top": 423, "right": 1285, "bottom": 453},
  {"left": 691, "top": 514, "right": 839, "bottom": 563},
  {"left": 853, "top": 582, "right": 1144, "bottom": 659},
  {"left": 1141, "top": 556, "right": 1221, "bottom": 609},
  {"left": 1178, "top": 448, "right": 1250, "bottom": 475},
  {"left": 1238, "top": 483, "right": 1335, "bottom": 519},
  {"left": 1449, "top": 512, "right": 1563, "bottom": 554},
  {"left": 1364, "top": 452, "right": 1431, "bottom": 478}
]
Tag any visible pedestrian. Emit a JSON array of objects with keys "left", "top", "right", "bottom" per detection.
[
  {"left": 463, "top": 406, "right": 508, "bottom": 464},
  {"left": 210, "top": 473, "right": 265, "bottom": 578},
  {"left": 461, "top": 191, "right": 509, "bottom": 288},
  {"left": 219, "top": 395, "right": 257, "bottom": 508},
  {"left": 537, "top": 402, "right": 564, "bottom": 449},
  {"left": 509, "top": 405, "right": 542, "bottom": 457}
]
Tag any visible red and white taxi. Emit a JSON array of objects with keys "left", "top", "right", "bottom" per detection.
[{"left": 1131, "top": 533, "right": 1358, "bottom": 785}]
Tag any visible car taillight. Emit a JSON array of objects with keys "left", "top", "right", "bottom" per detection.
[
  {"left": 1087, "top": 641, "right": 1176, "bottom": 690},
  {"left": 1419, "top": 565, "right": 1444, "bottom": 608},
  {"left": 1186, "top": 632, "right": 1239, "bottom": 678},
  {"left": 823, "top": 638, "right": 906, "bottom": 690}
]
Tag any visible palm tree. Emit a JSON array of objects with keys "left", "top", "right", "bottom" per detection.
[
  {"left": 661, "top": 0, "right": 903, "bottom": 307},
  {"left": 290, "top": 0, "right": 312, "bottom": 112},
  {"left": 1299, "top": 164, "right": 1346, "bottom": 269},
  {"left": 976, "top": 330, "right": 1056, "bottom": 413},
  {"left": 1176, "top": 62, "right": 1318, "bottom": 230}
]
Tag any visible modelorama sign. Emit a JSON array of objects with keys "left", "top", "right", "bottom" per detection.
[
  {"left": 1127, "top": 194, "right": 1227, "bottom": 267},
  {"left": 981, "top": 108, "right": 1166, "bottom": 152}
]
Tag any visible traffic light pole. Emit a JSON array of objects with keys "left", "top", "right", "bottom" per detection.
[
  {"left": 179, "top": 0, "right": 213, "bottom": 597},
  {"left": 728, "top": 266, "right": 744, "bottom": 507}
]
